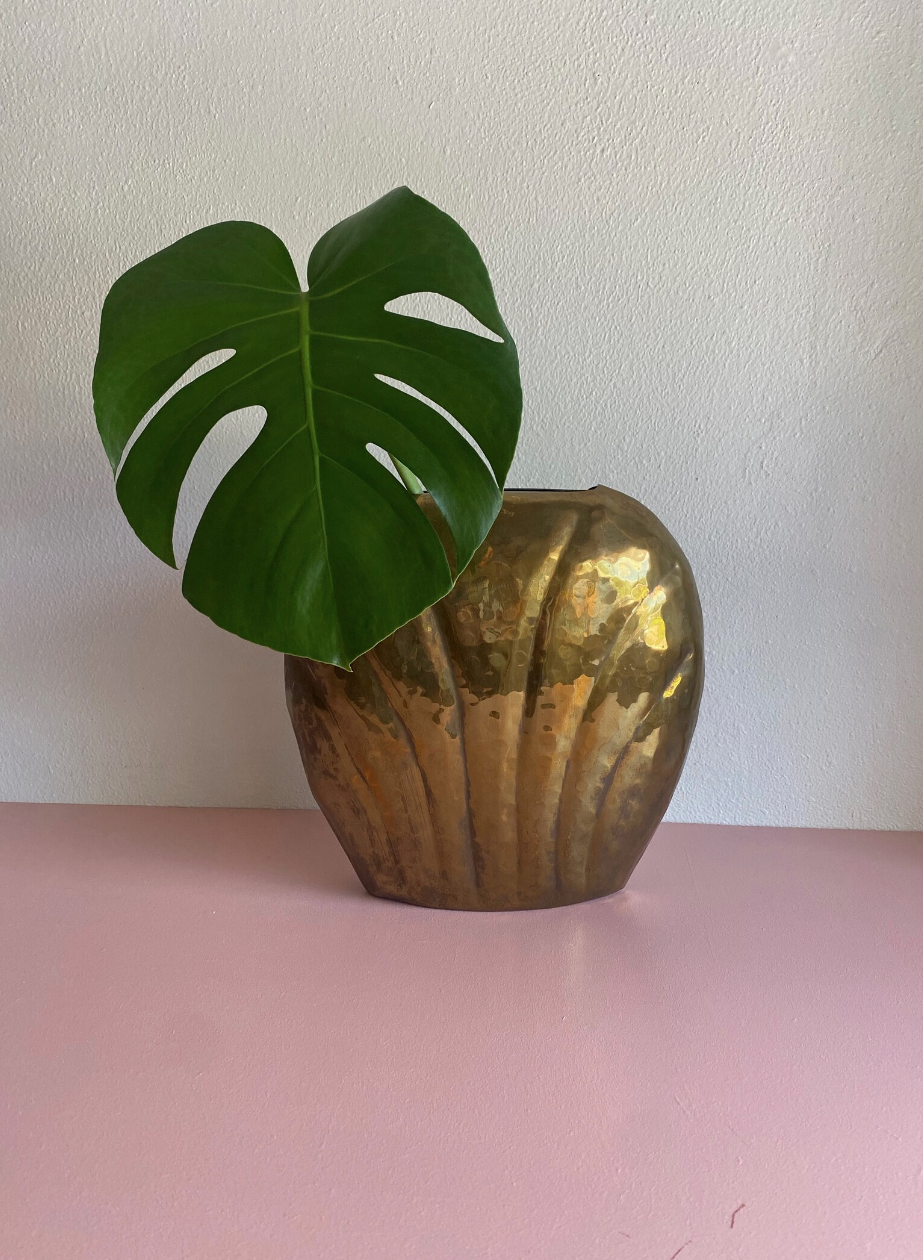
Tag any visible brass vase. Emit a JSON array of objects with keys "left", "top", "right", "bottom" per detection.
[{"left": 286, "top": 487, "right": 703, "bottom": 910}]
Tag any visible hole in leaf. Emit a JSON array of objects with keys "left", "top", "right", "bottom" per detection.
[
  {"left": 115, "top": 348, "right": 236, "bottom": 478},
  {"left": 385, "top": 292, "right": 503, "bottom": 343},
  {"left": 367, "top": 444, "right": 456, "bottom": 571},
  {"left": 173, "top": 405, "right": 267, "bottom": 566},
  {"left": 366, "top": 444, "right": 403, "bottom": 479},
  {"left": 375, "top": 374, "right": 495, "bottom": 479},
  {"left": 366, "top": 444, "right": 427, "bottom": 493}
]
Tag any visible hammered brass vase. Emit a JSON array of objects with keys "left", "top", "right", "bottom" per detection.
[{"left": 286, "top": 487, "right": 703, "bottom": 910}]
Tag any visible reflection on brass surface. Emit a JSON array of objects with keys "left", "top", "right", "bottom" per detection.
[{"left": 286, "top": 487, "right": 703, "bottom": 910}]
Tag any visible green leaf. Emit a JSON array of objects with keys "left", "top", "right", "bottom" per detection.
[{"left": 93, "top": 187, "right": 522, "bottom": 668}]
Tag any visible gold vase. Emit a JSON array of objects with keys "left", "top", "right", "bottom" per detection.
[{"left": 286, "top": 487, "right": 703, "bottom": 910}]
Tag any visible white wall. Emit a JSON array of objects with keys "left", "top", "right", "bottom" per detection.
[{"left": 1, "top": 0, "right": 921, "bottom": 827}]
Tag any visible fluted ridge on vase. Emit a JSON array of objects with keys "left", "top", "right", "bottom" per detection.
[{"left": 286, "top": 487, "right": 703, "bottom": 910}]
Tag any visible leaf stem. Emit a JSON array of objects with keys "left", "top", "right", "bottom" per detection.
[{"left": 392, "top": 458, "right": 424, "bottom": 496}]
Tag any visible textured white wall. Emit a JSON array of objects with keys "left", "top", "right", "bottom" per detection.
[{"left": 1, "top": 0, "right": 921, "bottom": 826}]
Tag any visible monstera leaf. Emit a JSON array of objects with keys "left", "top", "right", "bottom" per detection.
[{"left": 93, "top": 188, "right": 522, "bottom": 667}]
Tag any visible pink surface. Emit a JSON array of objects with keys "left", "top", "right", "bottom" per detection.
[{"left": 2, "top": 805, "right": 922, "bottom": 1259}]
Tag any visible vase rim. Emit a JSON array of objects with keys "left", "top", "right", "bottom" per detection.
[{"left": 502, "top": 485, "right": 608, "bottom": 492}]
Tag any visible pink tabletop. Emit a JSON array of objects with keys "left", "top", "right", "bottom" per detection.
[{"left": 1, "top": 803, "right": 922, "bottom": 1259}]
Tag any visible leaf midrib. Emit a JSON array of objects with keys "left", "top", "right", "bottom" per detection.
[{"left": 299, "top": 291, "right": 344, "bottom": 661}]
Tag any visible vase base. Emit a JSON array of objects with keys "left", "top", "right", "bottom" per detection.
[{"left": 364, "top": 884, "right": 629, "bottom": 912}]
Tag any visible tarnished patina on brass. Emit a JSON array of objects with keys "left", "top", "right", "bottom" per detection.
[{"left": 286, "top": 487, "right": 703, "bottom": 910}]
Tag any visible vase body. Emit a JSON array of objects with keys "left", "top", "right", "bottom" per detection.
[{"left": 286, "top": 487, "right": 703, "bottom": 910}]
